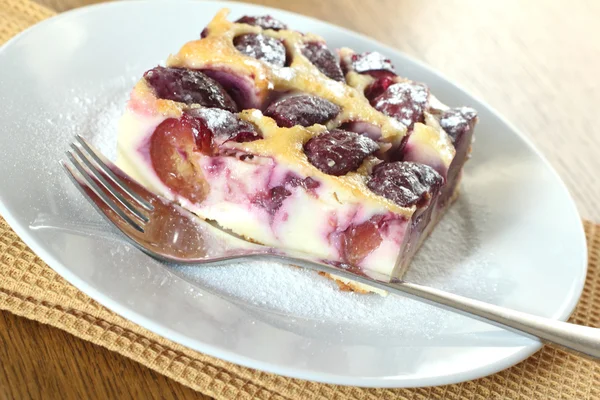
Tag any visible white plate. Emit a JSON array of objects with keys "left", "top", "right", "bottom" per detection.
[{"left": 0, "top": 0, "right": 587, "bottom": 388}]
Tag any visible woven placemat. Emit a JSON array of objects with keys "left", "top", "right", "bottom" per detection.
[{"left": 1, "top": 1, "right": 599, "bottom": 398}]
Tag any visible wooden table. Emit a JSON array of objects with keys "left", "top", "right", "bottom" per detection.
[{"left": 2, "top": 0, "right": 599, "bottom": 398}]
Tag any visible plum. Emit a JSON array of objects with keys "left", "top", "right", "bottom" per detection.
[
  {"left": 304, "top": 129, "right": 379, "bottom": 176},
  {"left": 234, "top": 34, "right": 287, "bottom": 67},
  {"left": 264, "top": 94, "right": 340, "bottom": 127},
  {"left": 371, "top": 82, "right": 429, "bottom": 130},
  {"left": 144, "top": 66, "right": 237, "bottom": 112},
  {"left": 439, "top": 107, "right": 478, "bottom": 145},
  {"left": 301, "top": 42, "right": 345, "bottom": 82},
  {"left": 235, "top": 15, "right": 287, "bottom": 31},
  {"left": 367, "top": 161, "right": 443, "bottom": 208},
  {"left": 150, "top": 109, "right": 261, "bottom": 201}
]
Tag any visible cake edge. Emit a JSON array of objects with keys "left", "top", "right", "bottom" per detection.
[{"left": 322, "top": 182, "right": 461, "bottom": 295}]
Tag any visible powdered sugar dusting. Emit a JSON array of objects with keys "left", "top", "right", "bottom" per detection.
[
  {"left": 58, "top": 67, "right": 499, "bottom": 339},
  {"left": 174, "top": 190, "right": 498, "bottom": 338},
  {"left": 50, "top": 68, "right": 140, "bottom": 161},
  {"left": 81, "top": 89, "right": 130, "bottom": 160}
]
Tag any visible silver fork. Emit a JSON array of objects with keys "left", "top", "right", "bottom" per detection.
[{"left": 61, "top": 135, "right": 600, "bottom": 360}]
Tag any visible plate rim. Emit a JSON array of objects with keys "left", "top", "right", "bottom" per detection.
[{"left": 0, "top": 0, "right": 588, "bottom": 388}]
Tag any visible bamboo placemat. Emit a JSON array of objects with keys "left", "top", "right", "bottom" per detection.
[{"left": 1, "top": 1, "right": 599, "bottom": 398}]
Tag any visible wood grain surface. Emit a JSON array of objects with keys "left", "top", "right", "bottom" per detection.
[
  {"left": 0, "top": 311, "right": 209, "bottom": 400},
  {"left": 2, "top": 0, "right": 599, "bottom": 398}
]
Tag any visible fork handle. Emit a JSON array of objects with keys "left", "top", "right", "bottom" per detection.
[
  {"left": 281, "top": 256, "right": 600, "bottom": 359},
  {"left": 385, "top": 280, "right": 600, "bottom": 359}
]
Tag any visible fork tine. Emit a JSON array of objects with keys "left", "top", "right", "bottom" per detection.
[
  {"left": 63, "top": 151, "right": 145, "bottom": 233},
  {"left": 70, "top": 143, "right": 149, "bottom": 223},
  {"left": 75, "top": 135, "right": 154, "bottom": 211}
]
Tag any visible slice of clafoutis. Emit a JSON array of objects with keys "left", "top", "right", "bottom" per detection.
[{"left": 116, "top": 8, "right": 478, "bottom": 294}]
